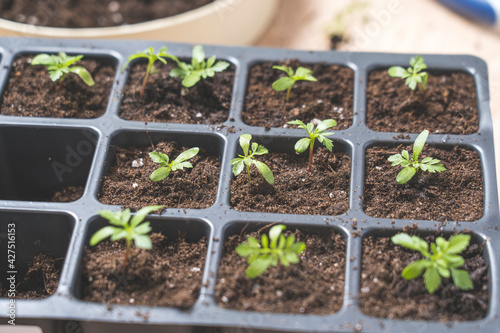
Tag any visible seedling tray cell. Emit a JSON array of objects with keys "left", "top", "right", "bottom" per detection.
[{"left": 0, "top": 38, "right": 498, "bottom": 333}]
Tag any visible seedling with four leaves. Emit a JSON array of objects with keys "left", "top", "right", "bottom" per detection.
[
  {"left": 236, "top": 224, "right": 306, "bottom": 279},
  {"left": 89, "top": 205, "right": 163, "bottom": 269},
  {"left": 122, "top": 46, "right": 172, "bottom": 98},
  {"left": 391, "top": 232, "right": 474, "bottom": 294},
  {"left": 149, "top": 147, "right": 199, "bottom": 182},
  {"left": 32, "top": 52, "right": 95, "bottom": 89},
  {"left": 388, "top": 129, "right": 446, "bottom": 184},
  {"left": 272, "top": 65, "right": 317, "bottom": 102},
  {"left": 231, "top": 134, "right": 274, "bottom": 184},
  {"left": 170, "top": 45, "right": 230, "bottom": 88},
  {"left": 288, "top": 119, "right": 337, "bottom": 172},
  {"left": 388, "top": 55, "right": 429, "bottom": 97}
]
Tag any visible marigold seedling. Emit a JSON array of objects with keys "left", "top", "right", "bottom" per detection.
[
  {"left": 31, "top": 52, "right": 95, "bottom": 88},
  {"left": 90, "top": 205, "right": 162, "bottom": 269},
  {"left": 122, "top": 46, "right": 172, "bottom": 98},
  {"left": 387, "top": 129, "right": 445, "bottom": 184},
  {"left": 169, "top": 45, "right": 230, "bottom": 88},
  {"left": 149, "top": 147, "right": 199, "bottom": 182},
  {"left": 231, "top": 134, "right": 274, "bottom": 184},
  {"left": 272, "top": 65, "right": 317, "bottom": 102},
  {"left": 236, "top": 225, "right": 306, "bottom": 279},
  {"left": 388, "top": 55, "right": 428, "bottom": 94},
  {"left": 288, "top": 119, "right": 337, "bottom": 172},
  {"left": 391, "top": 232, "right": 474, "bottom": 294}
]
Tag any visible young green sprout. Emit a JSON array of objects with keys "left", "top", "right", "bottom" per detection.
[
  {"left": 236, "top": 224, "right": 306, "bottom": 279},
  {"left": 149, "top": 147, "right": 199, "bottom": 182},
  {"left": 387, "top": 129, "right": 446, "bottom": 184},
  {"left": 90, "top": 205, "right": 162, "bottom": 269},
  {"left": 31, "top": 52, "right": 94, "bottom": 89},
  {"left": 170, "top": 45, "right": 230, "bottom": 88},
  {"left": 231, "top": 134, "right": 274, "bottom": 184},
  {"left": 272, "top": 65, "right": 317, "bottom": 102},
  {"left": 288, "top": 119, "right": 337, "bottom": 172},
  {"left": 388, "top": 55, "right": 429, "bottom": 96},
  {"left": 122, "top": 46, "right": 171, "bottom": 98},
  {"left": 391, "top": 233, "right": 474, "bottom": 294}
]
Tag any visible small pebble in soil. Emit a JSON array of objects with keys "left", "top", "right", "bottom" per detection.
[
  {"left": 317, "top": 99, "right": 323, "bottom": 104},
  {"left": 112, "top": 13, "right": 123, "bottom": 24},
  {"left": 132, "top": 182, "right": 138, "bottom": 188},
  {"left": 221, "top": 296, "right": 228, "bottom": 303},
  {"left": 191, "top": 267, "right": 201, "bottom": 272},
  {"left": 129, "top": 298, "right": 135, "bottom": 304},
  {"left": 311, "top": 118, "right": 321, "bottom": 126},
  {"left": 196, "top": 112, "right": 203, "bottom": 118},
  {"left": 108, "top": 1, "right": 120, "bottom": 12},
  {"left": 276, "top": 290, "right": 283, "bottom": 297}
]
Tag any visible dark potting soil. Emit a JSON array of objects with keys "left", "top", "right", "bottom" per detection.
[
  {"left": 215, "top": 228, "right": 346, "bottom": 314},
  {"left": 366, "top": 70, "right": 479, "bottom": 134},
  {"left": 0, "top": 56, "right": 115, "bottom": 118},
  {"left": 98, "top": 141, "right": 221, "bottom": 210},
  {"left": 82, "top": 233, "right": 207, "bottom": 308},
  {"left": 360, "top": 228, "right": 489, "bottom": 321},
  {"left": 230, "top": 147, "right": 350, "bottom": 215},
  {"left": 0, "top": 0, "right": 214, "bottom": 28},
  {"left": 363, "top": 145, "right": 483, "bottom": 221},
  {"left": 242, "top": 60, "right": 354, "bottom": 129},
  {"left": 50, "top": 186, "right": 84, "bottom": 202},
  {"left": 119, "top": 61, "right": 234, "bottom": 124},
  {"left": 0, "top": 254, "right": 60, "bottom": 299}
]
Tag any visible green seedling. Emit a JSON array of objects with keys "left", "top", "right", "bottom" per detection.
[
  {"left": 31, "top": 52, "right": 94, "bottom": 89},
  {"left": 149, "top": 147, "right": 199, "bottom": 182},
  {"left": 170, "top": 45, "right": 230, "bottom": 88},
  {"left": 388, "top": 55, "right": 429, "bottom": 96},
  {"left": 236, "top": 225, "right": 306, "bottom": 279},
  {"left": 122, "top": 46, "right": 172, "bottom": 98},
  {"left": 231, "top": 134, "right": 274, "bottom": 184},
  {"left": 90, "top": 205, "right": 162, "bottom": 269},
  {"left": 387, "top": 129, "right": 445, "bottom": 184},
  {"left": 288, "top": 119, "right": 337, "bottom": 172},
  {"left": 391, "top": 233, "right": 474, "bottom": 294},
  {"left": 272, "top": 65, "right": 317, "bottom": 102}
]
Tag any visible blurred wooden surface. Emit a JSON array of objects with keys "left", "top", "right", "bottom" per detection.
[{"left": 256, "top": 0, "right": 500, "bottom": 190}]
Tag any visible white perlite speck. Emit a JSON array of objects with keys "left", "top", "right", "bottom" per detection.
[{"left": 131, "top": 158, "right": 144, "bottom": 168}]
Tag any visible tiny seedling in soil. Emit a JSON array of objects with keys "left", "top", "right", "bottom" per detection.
[
  {"left": 387, "top": 129, "right": 445, "bottom": 184},
  {"left": 170, "top": 45, "right": 230, "bottom": 88},
  {"left": 122, "top": 46, "right": 172, "bottom": 98},
  {"left": 387, "top": 55, "right": 428, "bottom": 97},
  {"left": 391, "top": 233, "right": 474, "bottom": 294},
  {"left": 272, "top": 65, "right": 317, "bottom": 102},
  {"left": 149, "top": 147, "right": 199, "bottom": 182},
  {"left": 31, "top": 52, "right": 95, "bottom": 89},
  {"left": 235, "top": 225, "right": 306, "bottom": 279},
  {"left": 90, "top": 205, "right": 162, "bottom": 269},
  {"left": 231, "top": 134, "right": 274, "bottom": 184},
  {"left": 288, "top": 119, "right": 337, "bottom": 172}
]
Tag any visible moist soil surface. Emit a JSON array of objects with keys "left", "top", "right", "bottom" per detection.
[
  {"left": 0, "top": 0, "right": 214, "bottom": 28},
  {"left": 82, "top": 233, "right": 206, "bottom": 308},
  {"left": 99, "top": 141, "right": 221, "bottom": 210},
  {"left": 230, "top": 147, "right": 350, "bottom": 215},
  {"left": 360, "top": 227, "right": 489, "bottom": 321},
  {"left": 215, "top": 228, "right": 346, "bottom": 314},
  {"left": 0, "top": 56, "right": 115, "bottom": 118},
  {"left": 0, "top": 254, "right": 60, "bottom": 299},
  {"left": 119, "top": 61, "right": 234, "bottom": 124},
  {"left": 242, "top": 60, "right": 354, "bottom": 129},
  {"left": 50, "top": 186, "right": 84, "bottom": 202},
  {"left": 366, "top": 70, "right": 478, "bottom": 134},
  {"left": 363, "top": 145, "right": 483, "bottom": 221}
]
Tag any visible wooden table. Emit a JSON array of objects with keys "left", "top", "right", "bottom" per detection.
[{"left": 256, "top": 0, "right": 500, "bottom": 194}]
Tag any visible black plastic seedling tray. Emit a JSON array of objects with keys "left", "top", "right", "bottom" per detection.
[{"left": 0, "top": 38, "right": 498, "bottom": 333}]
